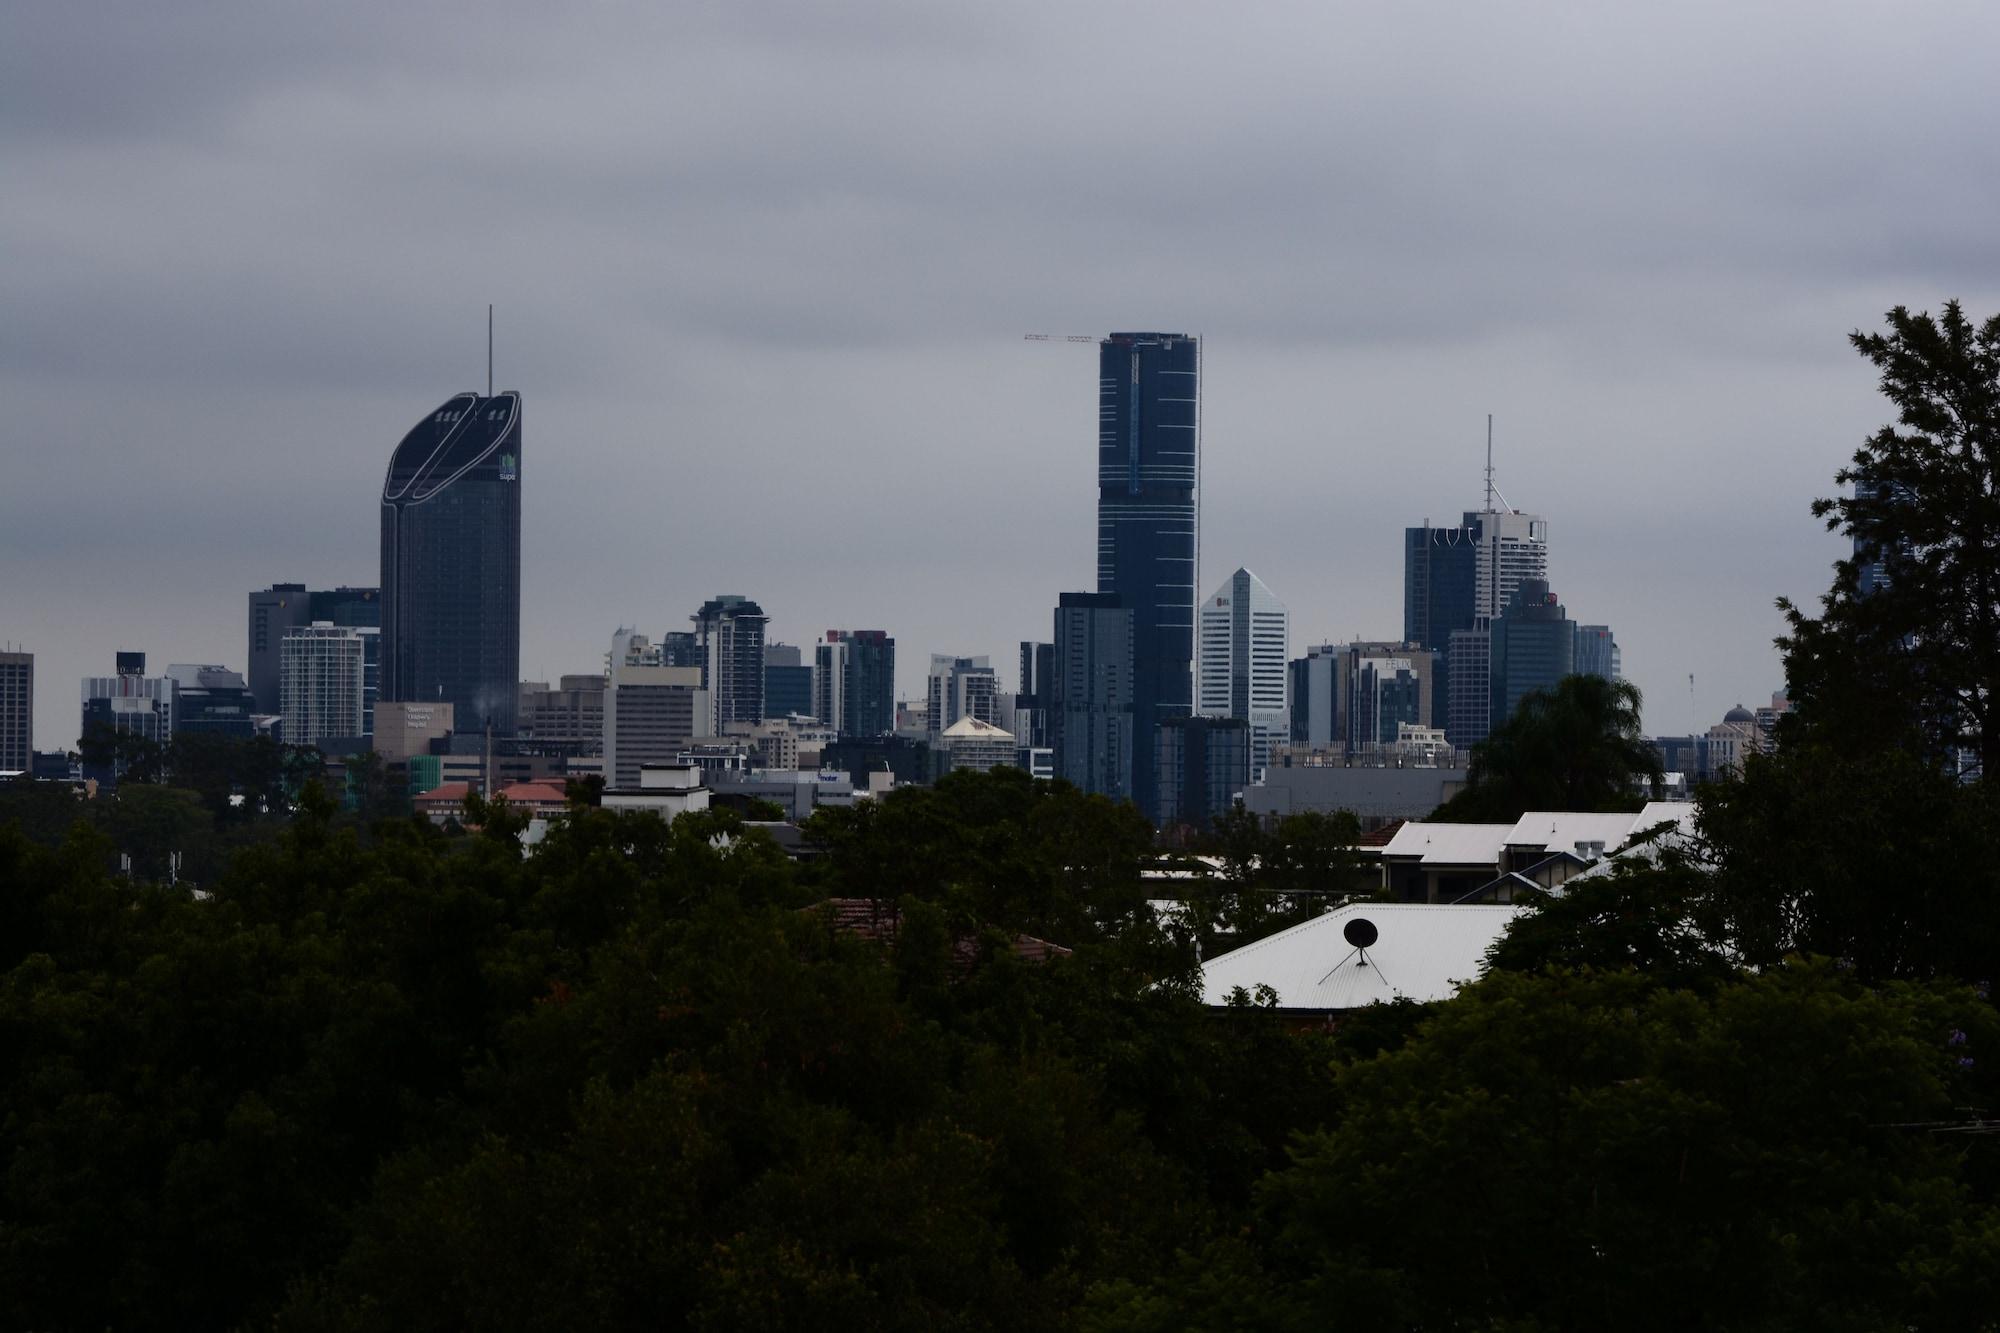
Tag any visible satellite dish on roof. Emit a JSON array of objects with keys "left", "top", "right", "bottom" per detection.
[{"left": 1343, "top": 917, "right": 1378, "bottom": 949}]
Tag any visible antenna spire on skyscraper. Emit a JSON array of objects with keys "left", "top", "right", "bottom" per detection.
[{"left": 1483, "top": 414, "right": 1513, "bottom": 513}]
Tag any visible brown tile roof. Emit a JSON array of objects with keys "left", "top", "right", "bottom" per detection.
[
  {"left": 1357, "top": 819, "right": 1407, "bottom": 848},
  {"left": 807, "top": 898, "right": 1072, "bottom": 970}
]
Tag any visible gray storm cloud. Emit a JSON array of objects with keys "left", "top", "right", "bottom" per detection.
[{"left": 5, "top": 0, "right": 1998, "bottom": 746}]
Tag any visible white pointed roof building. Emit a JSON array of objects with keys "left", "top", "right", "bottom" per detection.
[{"left": 1198, "top": 567, "right": 1289, "bottom": 780}]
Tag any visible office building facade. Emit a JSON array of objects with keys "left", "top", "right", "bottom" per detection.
[
  {"left": 380, "top": 391, "right": 522, "bottom": 736},
  {"left": 763, "top": 643, "right": 813, "bottom": 720},
  {"left": 0, "top": 651, "right": 30, "bottom": 773},
  {"left": 80, "top": 653, "right": 174, "bottom": 783},
  {"left": 1342, "top": 643, "right": 1436, "bottom": 755},
  {"left": 1051, "top": 592, "right": 1134, "bottom": 802},
  {"left": 164, "top": 664, "right": 256, "bottom": 739},
  {"left": 248, "top": 585, "right": 379, "bottom": 716},
  {"left": 1097, "top": 331, "right": 1199, "bottom": 823},
  {"left": 1197, "top": 567, "right": 1288, "bottom": 778},
  {"left": 604, "top": 661, "right": 708, "bottom": 790},
  {"left": 518, "top": 675, "right": 606, "bottom": 755},
  {"left": 281, "top": 623, "right": 368, "bottom": 749},
  {"left": 1489, "top": 580, "right": 1576, "bottom": 730},
  {"left": 1014, "top": 640, "right": 1056, "bottom": 752},
  {"left": 1446, "top": 627, "right": 1492, "bottom": 748},
  {"left": 692, "top": 595, "right": 767, "bottom": 732},
  {"left": 1575, "top": 625, "right": 1621, "bottom": 683},
  {"left": 1406, "top": 506, "right": 1548, "bottom": 739},
  {"left": 927, "top": 655, "right": 999, "bottom": 742},
  {"left": 1157, "top": 715, "right": 1250, "bottom": 833},
  {"left": 816, "top": 630, "right": 896, "bottom": 738}
]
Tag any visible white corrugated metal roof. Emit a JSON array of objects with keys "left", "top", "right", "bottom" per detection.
[
  {"left": 1624, "top": 801, "right": 1697, "bottom": 844},
  {"left": 1378, "top": 821, "right": 1513, "bottom": 867},
  {"left": 1564, "top": 801, "right": 1703, "bottom": 882},
  {"left": 1198, "top": 902, "right": 1520, "bottom": 1009},
  {"left": 1503, "top": 811, "right": 1648, "bottom": 855}
]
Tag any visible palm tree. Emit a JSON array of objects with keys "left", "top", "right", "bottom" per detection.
[{"left": 1436, "top": 675, "right": 1663, "bottom": 821}]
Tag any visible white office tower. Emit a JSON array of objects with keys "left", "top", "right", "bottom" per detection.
[
  {"left": 927, "top": 655, "right": 999, "bottom": 743},
  {"left": 280, "top": 623, "right": 366, "bottom": 748},
  {"left": 1197, "top": 568, "right": 1289, "bottom": 780},
  {"left": 1472, "top": 508, "right": 1549, "bottom": 622},
  {"left": 604, "top": 627, "right": 709, "bottom": 790}
]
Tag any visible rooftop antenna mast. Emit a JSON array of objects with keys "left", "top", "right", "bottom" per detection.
[
  {"left": 1484, "top": 414, "right": 1514, "bottom": 513},
  {"left": 486, "top": 304, "right": 493, "bottom": 397}
]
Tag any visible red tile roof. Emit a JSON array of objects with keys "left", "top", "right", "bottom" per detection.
[
  {"left": 1357, "top": 819, "right": 1407, "bottom": 848},
  {"left": 807, "top": 898, "right": 1072, "bottom": 970}
]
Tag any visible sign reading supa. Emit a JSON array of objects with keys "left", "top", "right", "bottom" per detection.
[{"left": 499, "top": 453, "right": 518, "bottom": 481}]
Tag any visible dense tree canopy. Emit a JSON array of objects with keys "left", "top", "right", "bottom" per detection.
[
  {"left": 14, "top": 302, "right": 2000, "bottom": 1325},
  {"left": 1784, "top": 301, "right": 2000, "bottom": 776}
]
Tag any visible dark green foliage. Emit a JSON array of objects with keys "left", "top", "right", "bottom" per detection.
[
  {"left": 1783, "top": 301, "right": 2000, "bottom": 776},
  {"left": 1436, "top": 673, "right": 1663, "bottom": 822},
  {"left": 0, "top": 772, "right": 1339, "bottom": 1331},
  {"left": 1254, "top": 964, "right": 2000, "bottom": 1333},
  {"left": 6, "top": 743, "right": 2000, "bottom": 1330},
  {"left": 1485, "top": 863, "right": 1739, "bottom": 988}
]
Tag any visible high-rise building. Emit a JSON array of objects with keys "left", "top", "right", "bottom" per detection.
[
  {"left": 604, "top": 659, "right": 708, "bottom": 790},
  {"left": 164, "top": 665, "right": 256, "bottom": 739},
  {"left": 0, "top": 651, "right": 31, "bottom": 773},
  {"left": 691, "top": 595, "right": 768, "bottom": 732},
  {"left": 1288, "top": 642, "right": 1436, "bottom": 758},
  {"left": 80, "top": 653, "right": 173, "bottom": 783},
  {"left": 0, "top": 652, "right": 30, "bottom": 772},
  {"left": 927, "top": 655, "right": 999, "bottom": 743},
  {"left": 1405, "top": 504, "right": 1548, "bottom": 734},
  {"left": 1289, "top": 643, "right": 1341, "bottom": 750},
  {"left": 1341, "top": 643, "right": 1436, "bottom": 755},
  {"left": 1157, "top": 715, "right": 1250, "bottom": 833},
  {"left": 1489, "top": 579, "right": 1576, "bottom": 731},
  {"left": 1097, "top": 331, "right": 1199, "bottom": 823},
  {"left": 1051, "top": 592, "right": 1134, "bottom": 802},
  {"left": 1197, "top": 567, "right": 1288, "bottom": 778},
  {"left": 763, "top": 643, "right": 813, "bottom": 720},
  {"left": 1575, "top": 625, "right": 1621, "bottom": 683},
  {"left": 659, "top": 631, "right": 700, "bottom": 668},
  {"left": 380, "top": 392, "right": 521, "bottom": 736},
  {"left": 248, "top": 585, "right": 380, "bottom": 716},
  {"left": 815, "top": 630, "right": 896, "bottom": 738},
  {"left": 1013, "top": 640, "right": 1056, "bottom": 752},
  {"left": 281, "top": 623, "right": 367, "bottom": 749},
  {"left": 1446, "top": 626, "right": 1492, "bottom": 748},
  {"left": 1852, "top": 473, "right": 1909, "bottom": 598},
  {"left": 518, "top": 675, "right": 607, "bottom": 755}
]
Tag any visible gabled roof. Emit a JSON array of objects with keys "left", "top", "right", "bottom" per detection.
[
  {"left": 1503, "top": 811, "right": 1648, "bottom": 855},
  {"left": 941, "top": 716, "right": 1014, "bottom": 741},
  {"left": 1378, "top": 821, "right": 1512, "bottom": 867},
  {"left": 1199, "top": 902, "right": 1519, "bottom": 1009},
  {"left": 1622, "top": 801, "right": 1698, "bottom": 848}
]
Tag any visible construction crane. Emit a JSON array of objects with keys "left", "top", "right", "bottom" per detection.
[{"left": 1023, "top": 333, "right": 1097, "bottom": 343}]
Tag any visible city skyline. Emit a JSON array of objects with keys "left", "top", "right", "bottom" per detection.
[{"left": 16, "top": 2, "right": 1995, "bottom": 748}]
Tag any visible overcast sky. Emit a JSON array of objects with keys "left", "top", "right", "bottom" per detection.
[{"left": 7, "top": 1, "right": 1999, "bottom": 749}]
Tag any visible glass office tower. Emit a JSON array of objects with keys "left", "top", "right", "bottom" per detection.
[
  {"left": 380, "top": 391, "right": 522, "bottom": 736},
  {"left": 1097, "top": 331, "right": 1199, "bottom": 823}
]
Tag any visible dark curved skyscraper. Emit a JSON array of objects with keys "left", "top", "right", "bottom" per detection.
[{"left": 380, "top": 391, "right": 521, "bottom": 736}]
